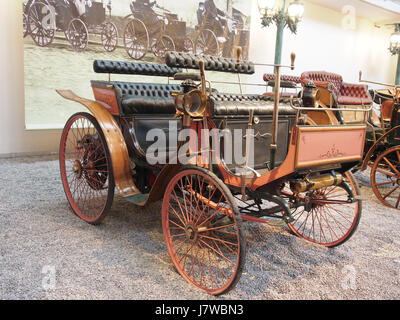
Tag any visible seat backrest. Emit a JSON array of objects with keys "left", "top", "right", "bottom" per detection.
[
  {"left": 165, "top": 51, "right": 255, "bottom": 74},
  {"left": 263, "top": 74, "right": 301, "bottom": 84},
  {"left": 93, "top": 60, "right": 182, "bottom": 77},
  {"left": 301, "top": 71, "right": 343, "bottom": 97}
]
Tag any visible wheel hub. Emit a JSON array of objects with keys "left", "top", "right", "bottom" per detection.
[
  {"left": 185, "top": 224, "right": 198, "bottom": 242},
  {"left": 73, "top": 160, "right": 83, "bottom": 179}
]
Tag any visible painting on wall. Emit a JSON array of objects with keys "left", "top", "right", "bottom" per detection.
[{"left": 22, "top": 0, "right": 253, "bottom": 129}]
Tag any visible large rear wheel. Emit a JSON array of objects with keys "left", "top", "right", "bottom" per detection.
[
  {"left": 59, "top": 112, "right": 115, "bottom": 225},
  {"left": 162, "top": 166, "right": 246, "bottom": 295}
]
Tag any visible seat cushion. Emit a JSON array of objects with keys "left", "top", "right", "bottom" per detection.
[
  {"left": 209, "top": 93, "right": 297, "bottom": 117},
  {"left": 337, "top": 96, "right": 372, "bottom": 105},
  {"left": 112, "top": 82, "right": 181, "bottom": 115},
  {"left": 301, "top": 71, "right": 343, "bottom": 97}
]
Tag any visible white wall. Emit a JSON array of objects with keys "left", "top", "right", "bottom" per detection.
[
  {"left": 0, "top": 0, "right": 61, "bottom": 155},
  {"left": 248, "top": 0, "right": 398, "bottom": 88},
  {"left": 0, "top": 0, "right": 398, "bottom": 155}
]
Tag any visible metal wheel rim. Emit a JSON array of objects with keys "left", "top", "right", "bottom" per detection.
[
  {"left": 162, "top": 168, "right": 242, "bottom": 295},
  {"left": 60, "top": 113, "right": 113, "bottom": 223},
  {"left": 286, "top": 173, "right": 360, "bottom": 247}
]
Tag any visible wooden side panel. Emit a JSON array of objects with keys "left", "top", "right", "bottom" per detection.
[
  {"left": 92, "top": 86, "right": 120, "bottom": 115},
  {"left": 295, "top": 126, "right": 366, "bottom": 168}
]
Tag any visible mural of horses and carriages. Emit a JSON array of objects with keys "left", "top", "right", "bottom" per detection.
[{"left": 22, "top": 0, "right": 251, "bottom": 60}]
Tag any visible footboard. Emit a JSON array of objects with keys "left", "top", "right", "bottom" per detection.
[{"left": 295, "top": 125, "right": 366, "bottom": 168}]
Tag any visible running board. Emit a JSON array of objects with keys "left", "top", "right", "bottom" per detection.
[{"left": 123, "top": 193, "right": 150, "bottom": 206}]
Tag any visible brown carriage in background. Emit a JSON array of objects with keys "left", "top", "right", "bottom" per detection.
[
  {"left": 23, "top": 0, "right": 118, "bottom": 52},
  {"left": 195, "top": 0, "right": 250, "bottom": 59},
  {"left": 123, "top": 0, "right": 194, "bottom": 60},
  {"left": 56, "top": 49, "right": 366, "bottom": 295}
]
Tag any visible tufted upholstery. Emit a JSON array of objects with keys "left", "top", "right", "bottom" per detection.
[
  {"left": 263, "top": 74, "right": 302, "bottom": 84},
  {"left": 93, "top": 60, "right": 182, "bottom": 77},
  {"left": 209, "top": 93, "right": 297, "bottom": 117},
  {"left": 165, "top": 51, "right": 255, "bottom": 74},
  {"left": 263, "top": 74, "right": 301, "bottom": 98},
  {"left": 301, "top": 71, "right": 372, "bottom": 105},
  {"left": 92, "top": 81, "right": 181, "bottom": 115}
]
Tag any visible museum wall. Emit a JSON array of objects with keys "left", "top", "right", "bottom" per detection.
[
  {"left": 0, "top": 1, "right": 61, "bottom": 156},
  {"left": 0, "top": 0, "right": 397, "bottom": 155},
  {"left": 247, "top": 0, "right": 397, "bottom": 90}
]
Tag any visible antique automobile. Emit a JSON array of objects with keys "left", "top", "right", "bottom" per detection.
[
  {"left": 24, "top": 0, "right": 118, "bottom": 52},
  {"left": 56, "top": 49, "right": 366, "bottom": 295},
  {"left": 294, "top": 70, "right": 400, "bottom": 210},
  {"left": 123, "top": 0, "right": 194, "bottom": 60}
]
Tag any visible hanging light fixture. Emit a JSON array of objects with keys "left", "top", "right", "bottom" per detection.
[
  {"left": 390, "top": 29, "right": 400, "bottom": 55},
  {"left": 258, "top": 0, "right": 304, "bottom": 34},
  {"left": 287, "top": 0, "right": 304, "bottom": 21}
]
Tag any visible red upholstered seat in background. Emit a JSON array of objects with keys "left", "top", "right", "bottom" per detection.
[
  {"left": 263, "top": 74, "right": 302, "bottom": 84},
  {"left": 300, "top": 71, "right": 373, "bottom": 105},
  {"left": 263, "top": 73, "right": 301, "bottom": 98}
]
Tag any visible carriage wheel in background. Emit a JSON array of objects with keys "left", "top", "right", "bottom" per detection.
[
  {"left": 195, "top": 29, "right": 220, "bottom": 56},
  {"left": 66, "top": 18, "right": 88, "bottom": 52},
  {"left": 101, "top": 22, "right": 119, "bottom": 52},
  {"left": 59, "top": 112, "right": 115, "bottom": 225},
  {"left": 27, "top": 1, "right": 55, "bottom": 47},
  {"left": 285, "top": 172, "right": 361, "bottom": 247},
  {"left": 371, "top": 146, "right": 400, "bottom": 210},
  {"left": 152, "top": 35, "right": 176, "bottom": 59},
  {"left": 23, "top": 11, "right": 29, "bottom": 38},
  {"left": 124, "top": 19, "right": 149, "bottom": 60},
  {"left": 183, "top": 37, "right": 195, "bottom": 54},
  {"left": 162, "top": 166, "right": 246, "bottom": 295}
]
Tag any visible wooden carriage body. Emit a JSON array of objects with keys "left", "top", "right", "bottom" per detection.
[{"left": 57, "top": 52, "right": 366, "bottom": 294}]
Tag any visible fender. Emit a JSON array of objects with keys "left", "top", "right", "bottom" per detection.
[
  {"left": 56, "top": 90, "right": 140, "bottom": 197},
  {"left": 360, "top": 125, "right": 400, "bottom": 171}
]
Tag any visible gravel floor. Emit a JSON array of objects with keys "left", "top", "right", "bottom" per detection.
[{"left": 0, "top": 155, "right": 399, "bottom": 300}]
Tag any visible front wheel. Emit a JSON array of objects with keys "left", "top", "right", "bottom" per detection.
[
  {"left": 59, "top": 112, "right": 115, "bottom": 224},
  {"left": 162, "top": 166, "right": 246, "bottom": 295},
  {"left": 286, "top": 172, "right": 361, "bottom": 247}
]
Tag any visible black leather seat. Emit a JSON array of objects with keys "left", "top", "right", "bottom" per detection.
[
  {"left": 209, "top": 93, "right": 297, "bottom": 117},
  {"left": 111, "top": 82, "right": 181, "bottom": 115}
]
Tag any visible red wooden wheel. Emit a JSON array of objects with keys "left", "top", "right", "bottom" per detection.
[
  {"left": 371, "top": 146, "right": 400, "bottom": 210},
  {"left": 59, "top": 112, "right": 115, "bottom": 224},
  {"left": 162, "top": 166, "right": 246, "bottom": 295},
  {"left": 286, "top": 172, "right": 361, "bottom": 247}
]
